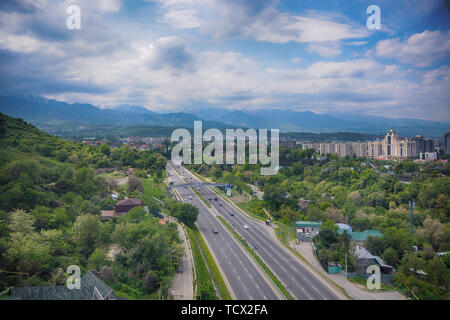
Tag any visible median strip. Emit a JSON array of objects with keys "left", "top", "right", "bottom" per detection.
[{"left": 191, "top": 186, "right": 211, "bottom": 208}]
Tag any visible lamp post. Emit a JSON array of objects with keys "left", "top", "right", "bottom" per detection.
[{"left": 166, "top": 249, "right": 176, "bottom": 300}]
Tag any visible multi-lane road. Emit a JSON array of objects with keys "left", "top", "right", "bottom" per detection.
[
  {"left": 168, "top": 162, "right": 342, "bottom": 300},
  {"left": 167, "top": 163, "right": 280, "bottom": 300}
]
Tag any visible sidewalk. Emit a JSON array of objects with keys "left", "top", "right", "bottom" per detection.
[
  {"left": 291, "top": 241, "right": 406, "bottom": 300},
  {"left": 170, "top": 221, "right": 194, "bottom": 300}
]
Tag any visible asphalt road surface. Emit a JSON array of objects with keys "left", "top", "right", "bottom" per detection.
[
  {"left": 167, "top": 163, "right": 280, "bottom": 300},
  {"left": 174, "top": 164, "right": 340, "bottom": 300}
]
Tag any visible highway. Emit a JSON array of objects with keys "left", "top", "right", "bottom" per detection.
[
  {"left": 174, "top": 164, "right": 341, "bottom": 300},
  {"left": 166, "top": 163, "right": 280, "bottom": 300}
]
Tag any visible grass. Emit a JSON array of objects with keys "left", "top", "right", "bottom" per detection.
[
  {"left": 236, "top": 201, "right": 268, "bottom": 222},
  {"left": 274, "top": 222, "right": 297, "bottom": 247},
  {"left": 348, "top": 275, "right": 397, "bottom": 292},
  {"left": 217, "top": 216, "right": 293, "bottom": 300},
  {"left": 191, "top": 187, "right": 211, "bottom": 208},
  {"left": 185, "top": 226, "right": 219, "bottom": 300},
  {"left": 143, "top": 176, "right": 167, "bottom": 206},
  {"left": 192, "top": 227, "right": 232, "bottom": 300}
]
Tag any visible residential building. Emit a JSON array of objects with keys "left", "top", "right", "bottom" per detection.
[
  {"left": 295, "top": 221, "right": 322, "bottom": 236},
  {"left": 10, "top": 271, "right": 116, "bottom": 300},
  {"left": 101, "top": 198, "right": 143, "bottom": 219},
  {"left": 355, "top": 245, "right": 395, "bottom": 274},
  {"left": 444, "top": 132, "right": 450, "bottom": 155}
]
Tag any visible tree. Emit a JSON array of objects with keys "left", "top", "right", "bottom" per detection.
[
  {"left": 173, "top": 203, "right": 198, "bottom": 228},
  {"left": 88, "top": 248, "right": 109, "bottom": 271},
  {"left": 365, "top": 236, "right": 385, "bottom": 256},
  {"left": 8, "top": 209, "right": 35, "bottom": 233},
  {"left": 72, "top": 214, "right": 102, "bottom": 258},
  {"left": 99, "top": 144, "right": 111, "bottom": 156},
  {"left": 119, "top": 206, "right": 147, "bottom": 224},
  {"left": 127, "top": 175, "right": 143, "bottom": 193},
  {"left": 418, "top": 217, "right": 443, "bottom": 250},
  {"left": 382, "top": 247, "right": 399, "bottom": 267},
  {"left": 51, "top": 207, "right": 69, "bottom": 228},
  {"left": 112, "top": 222, "right": 134, "bottom": 253},
  {"left": 425, "top": 256, "right": 449, "bottom": 288},
  {"left": 6, "top": 232, "right": 52, "bottom": 275}
]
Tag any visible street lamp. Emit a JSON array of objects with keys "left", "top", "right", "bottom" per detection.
[{"left": 166, "top": 249, "right": 176, "bottom": 300}]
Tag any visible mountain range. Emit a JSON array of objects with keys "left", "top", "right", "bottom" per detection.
[{"left": 0, "top": 94, "right": 448, "bottom": 137}]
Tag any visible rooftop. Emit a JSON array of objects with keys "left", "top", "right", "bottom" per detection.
[
  {"left": 295, "top": 221, "right": 322, "bottom": 228},
  {"left": 338, "top": 229, "right": 383, "bottom": 242},
  {"left": 116, "top": 198, "right": 142, "bottom": 206},
  {"left": 10, "top": 271, "right": 115, "bottom": 300}
]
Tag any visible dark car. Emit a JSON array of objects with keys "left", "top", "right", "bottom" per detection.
[{"left": 212, "top": 228, "right": 219, "bottom": 234}]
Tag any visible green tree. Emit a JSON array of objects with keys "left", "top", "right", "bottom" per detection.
[
  {"left": 382, "top": 247, "right": 399, "bottom": 267},
  {"left": 172, "top": 203, "right": 198, "bottom": 228},
  {"left": 425, "top": 256, "right": 449, "bottom": 288},
  {"left": 6, "top": 232, "right": 52, "bottom": 275},
  {"left": 8, "top": 209, "right": 35, "bottom": 233},
  {"left": 72, "top": 214, "right": 102, "bottom": 258},
  {"left": 99, "top": 144, "right": 111, "bottom": 156},
  {"left": 119, "top": 206, "right": 147, "bottom": 224},
  {"left": 88, "top": 248, "right": 109, "bottom": 271}
]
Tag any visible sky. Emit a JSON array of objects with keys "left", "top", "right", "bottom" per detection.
[{"left": 0, "top": 0, "right": 449, "bottom": 121}]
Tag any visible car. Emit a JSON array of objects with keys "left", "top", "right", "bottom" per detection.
[
  {"left": 208, "top": 198, "right": 212, "bottom": 200},
  {"left": 214, "top": 197, "right": 218, "bottom": 201},
  {"left": 188, "top": 195, "right": 193, "bottom": 199},
  {"left": 218, "top": 203, "right": 222, "bottom": 206},
  {"left": 243, "top": 225, "right": 249, "bottom": 230},
  {"left": 212, "top": 228, "right": 219, "bottom": 234},
  {"left": 229, "top": 212, "right": 234, "bottom": 216}
]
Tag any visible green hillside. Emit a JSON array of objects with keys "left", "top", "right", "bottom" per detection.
[{"left": 0, "top": 113, "right": 183, "bottom": 299}]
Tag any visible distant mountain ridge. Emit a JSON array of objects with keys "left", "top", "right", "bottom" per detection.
[
  {"left": 0, "top": 95, "right": 226, "bottom": 129},
  {"left": 187, "top": 108, "right": 449, "bottom": 137},
  {"left": 0, "top": 94, "right": 448, "bottom": 137}
]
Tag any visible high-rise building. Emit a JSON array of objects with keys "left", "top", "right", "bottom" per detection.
[
  {"left": 380, "top": 129, "right": 416, "bottom": 159},
  {"left": 424, "top": 138, "right": 434, "bottom": 153},
  {"left": 445, "top": 132, "right": 450, "bottom": 155}
]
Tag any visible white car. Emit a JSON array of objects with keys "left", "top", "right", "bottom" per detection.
[
  {"left": 243, "top": 225, "right": 249, "bottom": 230},
  {"left": 188, "top": 195, "right": 193, "bottom": 199}
]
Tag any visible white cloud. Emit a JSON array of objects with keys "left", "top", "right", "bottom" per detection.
[
  {"left": 96, "top": 0, "right": 122, "bottom": 13},
  {"left": 308, "top": 42, "right": 341, "bottom": 58},
  {"left": 160, "top": 8, "right": 204, "bottom": 28},
  {"left": 375, "top": 30, "right": 450, "bottom": 67}
]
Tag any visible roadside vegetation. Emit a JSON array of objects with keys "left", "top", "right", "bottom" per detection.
[
  {"left": 0, "top": 113, "right": 182, "bottom": 299},
  {"left": 188, "top": 147, "right": 450, "bottom": 300}
]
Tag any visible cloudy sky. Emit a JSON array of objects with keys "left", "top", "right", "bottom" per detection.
[{"left": 0, "top": 0, "right": 449, "bottom": 120}]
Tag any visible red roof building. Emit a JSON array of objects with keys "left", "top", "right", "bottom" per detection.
[{"left": 101, "top": 198, "right": 143, "bottom": 219}]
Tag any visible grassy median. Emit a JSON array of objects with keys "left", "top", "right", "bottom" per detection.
[{"left": 185, "top": 226, "right": 232, "bottom": 300}]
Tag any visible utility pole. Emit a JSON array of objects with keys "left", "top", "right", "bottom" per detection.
[
  {"left": 345, "top": 253, "right": 348, "bottom": 278},
  {"left": 409, "top": 200, "right": 415, "bottom": 234}
]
